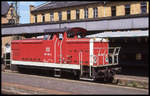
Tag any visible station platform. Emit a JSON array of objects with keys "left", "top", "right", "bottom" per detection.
[
  {"left": 1, "top": 68, "right": 149, "bottom": 89},
  {"left": 114, "top": 75, "right": 149, "bottom": 89}
]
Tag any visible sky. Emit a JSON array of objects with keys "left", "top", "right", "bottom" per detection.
[{"left": 8, "top": 1, "right": 47, "bottom": 24}]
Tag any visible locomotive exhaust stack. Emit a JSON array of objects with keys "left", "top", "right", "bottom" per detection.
[{"left": 11, "top": 27, "right": 121, "bottom": 82}]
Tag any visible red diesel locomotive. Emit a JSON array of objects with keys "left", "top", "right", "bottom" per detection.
[{"left": 11, "top": 27, "right": 120, "bottom": 81}]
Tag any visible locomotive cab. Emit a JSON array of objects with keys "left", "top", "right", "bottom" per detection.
[
  {"left": 43, "top": 32, "right": 63, "bottom": 40},
  {"left": 66, "top": 27, "right": 86, "bottom": 39},
  {"left": 43, "top": 27, "right": 87, "bottom": 40}
]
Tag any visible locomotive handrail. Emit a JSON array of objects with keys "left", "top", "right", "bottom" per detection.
[
  {"left": 93, "top": 47, "right": 120, "bottom": 67},
  {"left": 79, "top": 51, "right": 83, "bottom": 76},
  {"left": 108, "top": 47, "right": 120, "bottom": 65}
]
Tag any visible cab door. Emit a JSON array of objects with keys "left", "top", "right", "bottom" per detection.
[
  {"left": 43, "top": 34, "right": 54, "bottom": 63},
  {"left": 55, "top": 33, "right": 63, "bottom": 64}
]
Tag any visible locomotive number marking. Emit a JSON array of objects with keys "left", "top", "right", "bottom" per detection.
[{"left": 45, "top": 47, "right": 50, "bottom": 52}]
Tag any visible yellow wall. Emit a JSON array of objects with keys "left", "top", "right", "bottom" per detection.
[
  {"left": 62, "top": 11, "right": 67, "bottom": 21},
  {"left": 54, "top": 12, "right": 58, "bottom": 21},
  {"left": 88, "top": 7, "right": 93, "bottom": 18},
  {"left": 30, "top": 5, "right": 35, "bottom": 23},
  {"left": 80, "top": 8, "right": 84, "bottom": 19},
  {"left": 45, "top": 13, "right": 50, "bottom": 22},
  {"left": 131, "top": 3, "right": 141, "bottom": 15},
  {"left": 37, "top": 14, "right": 42, "bottom": 22},
  {"left": 1, "top": 17, "right": 8, "bottom": 24},
  {"left": 116, "top": 5, "right": 125, "bottom": 16},
  {"left": 105, "top": 6, "right": 111, "bottom": 17},
  {"left": 30, "top": 14, "right": 35, "bottom": 23},
  {"left": 71, "top": 10, "right": 76, "bottom": 20},
  {"left": 98, "top": 6, "right": 104, "bottom": 17}
]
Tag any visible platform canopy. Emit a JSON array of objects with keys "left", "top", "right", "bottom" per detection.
[
  {"left": 2, "top": 15, "right": 148, "bottom": 36},
  {"left": 86, "top": 30, "right": 149, "bottom": 38}
]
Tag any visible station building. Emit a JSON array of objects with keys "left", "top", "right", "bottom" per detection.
[
  {"left": 30, "top": 1, "right": 148, "bottom": 23},
  {"left": 1, "top": 1, "right": 19, "bottom": 64}
]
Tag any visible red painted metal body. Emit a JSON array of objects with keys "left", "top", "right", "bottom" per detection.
[
  {"left": 11, "top": 27, "right": 120, "bottom": 80},
  {"left": 11, "top": 28, "right": 108, "bottom": 67}
]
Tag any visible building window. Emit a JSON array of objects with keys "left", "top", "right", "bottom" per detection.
[
  {"left": 84, "top": 8, "right": 88, "bottom": 19},
  {"left": 125, "top": 4, "right": 130, "bottom": 16},
  {"left": 67, "top": 31, "right": 75, "bottom": 38},
  {"left": 58, "top": 11, "right": 62, "bottom": 21},
  {"left": 136, "top": 53, "right": 142, "bottom": 60},
  {"left": 11, "top": 9, "right": 14, "bottom": 17},
  {"left": 111, "top": 6, "right": 116, "bottom": 16},
  {"left": 141, "top": 2, "right": 147, "bottom": 14},
  {"left": 67, "top": 10, "right": 70, "bottom": 20},
  {"left": 8, "top": 19, "right": 15, "bottom": 24},
  {"left": 42, "top": 14, "right": 45, "bottom": 22},
  {"left": 34, "top": 15, "right": 37, "bottom": 23},
  {"left": 50, "top": 12, "right": 54, "bottom": 21},
  {"left": 76, "top": 9, "right": 80, "bottom": 20},
  {"left": 93, "top": 7, "right": 98, "bottom": 18}
]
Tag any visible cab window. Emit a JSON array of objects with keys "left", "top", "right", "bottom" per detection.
[
  {"left": 44, "top": 35, "right": 49, "bottom": 40},
  {"left": 43, "top": 34, "right": 54, "bottom": 40},
  {"left": 67, "top": 31, "right": 75, "bottom": 38},
  {"left": 49, "top": 33, "right": 54, "bottom": 40},
  {"left": 77, "top": 31, "right": 85, "bottom": 38},
  {"left": 58, "top": 33, "right": 63, "bottom": 40}
]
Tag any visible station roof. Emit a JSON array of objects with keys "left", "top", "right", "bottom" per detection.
[
  {"left": 44, "top": 27, "right": 87, "bottom": 33},
  {"left": 44, "top": 27, "right": 70, "bottom": 33},
  {"left": 86, "top": 30, "right": 149, "bottom": 38},
  {"left": 1, "top": 1, "right": 10, "bottom": 16},
  {"left": 31, "top": 1, "right": 104, "bottom": 12}
]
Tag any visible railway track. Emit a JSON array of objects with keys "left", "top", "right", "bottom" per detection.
[
  {"left": 2, "top": 82, "right": 71, "bottom": 95},
  {"left": 2, "top": 71, "right": 148, "bottom": 95}
]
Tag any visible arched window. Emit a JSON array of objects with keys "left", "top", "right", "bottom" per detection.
[
  {"left": 93, "top": 7, "right": 98, "bottom": 18},
  {"left": 34, "top": 15, "right": 37, "bottom": 23},
  {"left": 111, "top": 6, "right": 116, "bottom": 16},
  {"left": 125, "top": 4, "right": 130, "bottom": 16},
  {"left": 67, "top": 10, "right": 70, "bottom": 20},
  {"left": 76, "top": 9, "right": 80, "bottom": 20},
  {"left": 141, "top": 2, "right": 147, "bottom": 14},
  {"left": 50, "top": 12, "right": 54, "bottom": 21},
  {"left": 67, "top": 31, "right": 75, "bottom": 38},
  {"left": 42, "top": 14, "right": 45, "bottom": 22},
  {"left": 58, "top": 11, "right": 62, "bottom": 21},
  {"left": 84, "top": 8, "right": 88, "bottom": 19}
]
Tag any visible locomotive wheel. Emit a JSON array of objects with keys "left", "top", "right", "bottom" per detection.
[
  {"left": 73, "top": 70, "right": 80, "bottom": 80},
  {"left": 103, "top": 69, "right": 114, "bottom": 83},
  {"left": 11, "top": 65, "right": 18, "bottom": 72},
  {"left": 17, "top": 66, "right": 24, "bottom": 73}
]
